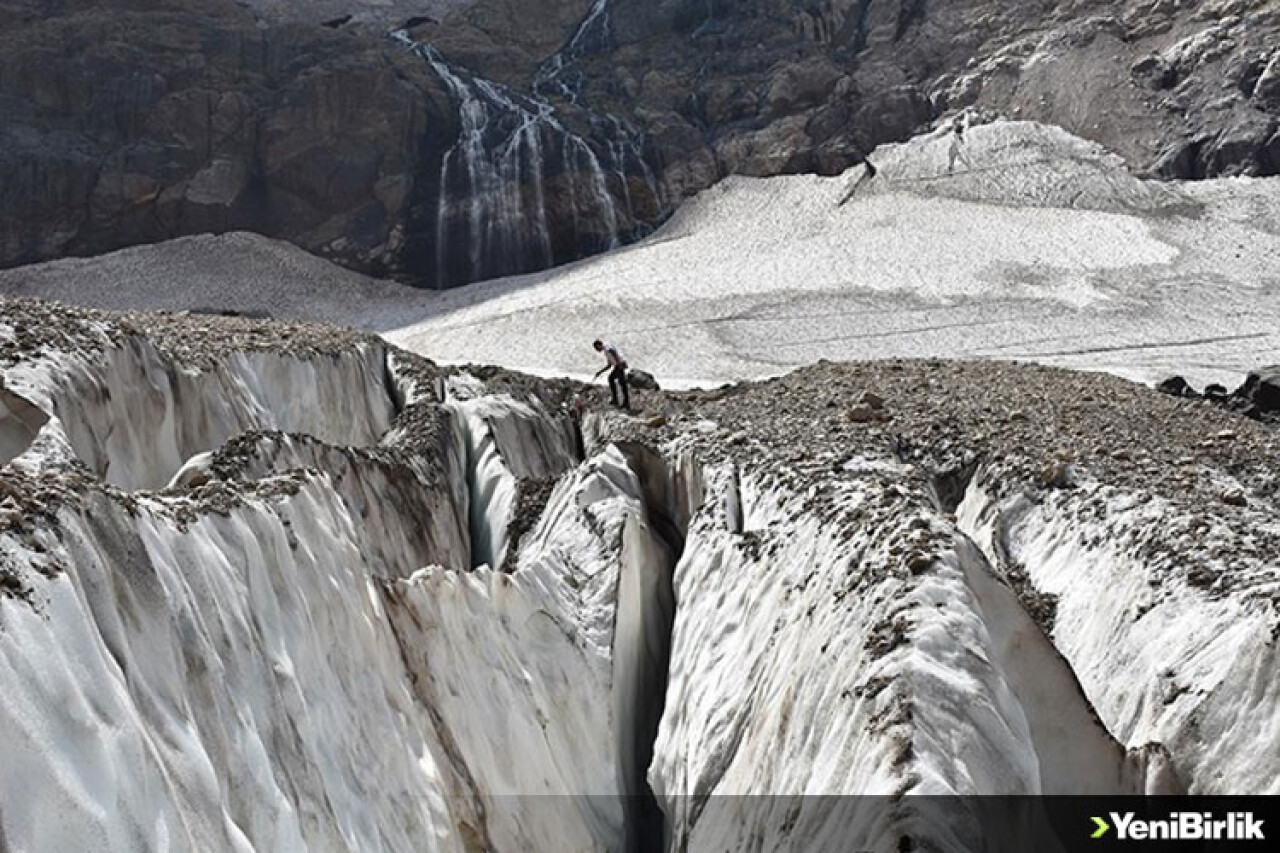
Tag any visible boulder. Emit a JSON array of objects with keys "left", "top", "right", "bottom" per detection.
[
  {"left": 859, "top": 390, "right": 886, "bottom": 411},
  {"left": 762, "top": 59, "right": 844, "bottom": 120},
  {"left": 847, "top": 404, "right": 878, "bottom": 424},
  {"left": 1233, "top": 366, "right": 1280, "bottom": 414},
  {"left": 1205, "top": 114, "right": 1279, "bottom": 177},
  {"left": 629, "top": 370, "right": 660, "bottom": 391},
  {"left": 1157, "top": 376, "right": 1196, "bottom": 398}
]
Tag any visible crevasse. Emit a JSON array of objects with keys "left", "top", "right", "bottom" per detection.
[
  {"left": 3, "top": 329, "right": 1277, "bottom": 853},
  {"left": 0, "top": 335, "right": 681, "bottom": 851}
]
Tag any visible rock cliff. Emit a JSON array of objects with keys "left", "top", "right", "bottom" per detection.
[{"left": 2, "top": 0, "right": 1277, "bottom": 285}]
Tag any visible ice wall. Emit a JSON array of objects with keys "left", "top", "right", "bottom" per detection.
[
  {"left": 0, "top": 479, "right": 466, "bottom": 852},
  {"left": 650, "top": 460, "right": 1152, "bottom": 852},
  {"left": 958, "top": 475, "right": 1280, "bottom": 795},
  {"left": 443, "top": 382, "right": 578, "bottom": 570},
  {"left": 33, "top": 337, "right": 396, "bottom": 491},
  {"left": 383, "top": 444, "right": 675, "bottom": 851}
]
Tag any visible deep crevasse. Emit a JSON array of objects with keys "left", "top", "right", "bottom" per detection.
[
  {"left": 649, "top": 460, "right": 1156, "bottom": 853},
  {"left": 0, "top": 331, "right": 674, "bottom": 851},
  {"left": 4, "top": 320, "right": 1278, "bottom": 853},
  {"left": 957, "top": 474, "right": 1280, "bottom": 795}
]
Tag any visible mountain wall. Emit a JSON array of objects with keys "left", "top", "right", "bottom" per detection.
[{"left": 2, "top": 0, "right": 1277, "bottom": 286}]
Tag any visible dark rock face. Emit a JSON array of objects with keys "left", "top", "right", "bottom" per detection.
[
  {"left": 1158, "top": 368, "right": 1280, "bottom": 424},
  {"left": 2, "top": 0, "right": 1278, "bottom": 287},
  {"left": 1157, "top": 376, "right": 1196, "bottom": 398},
  {"left": 0, "top": 1, "right": 459, "bottom": 280},
  {"left": 1236, "top": 366, "right": 1280, "bottom": 416}
]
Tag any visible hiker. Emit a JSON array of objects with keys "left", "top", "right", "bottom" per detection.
[{"left": 593, "top": 339, "right": 630, "bottom": 410}]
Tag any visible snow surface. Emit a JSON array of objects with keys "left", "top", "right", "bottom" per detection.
[
  {"left": 387, "top": 121, "right": 1280, "bottom": 389},
  {"left": 4, "top": 122, "right": 1275, "bottom": 391}
]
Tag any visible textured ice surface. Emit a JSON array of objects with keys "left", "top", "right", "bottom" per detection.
[
  {"left": 2, "top": 302, "right": 1278, "bottom": 852},
  {"left": 0, "top": 327, "right": 672, "bottom": 852},
  {"left": 44, "top": 340, "right": 394, "bottom": 490},
  {"left": 959, "top": 478, "right": 1280, "bottom": 795},
  {"left": 648, "top": 460, "right": 1168, "bottom": 852}
]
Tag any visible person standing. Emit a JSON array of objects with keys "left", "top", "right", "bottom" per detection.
[{"left": 593, "top": 339, "right": 630, "bottom": 410}]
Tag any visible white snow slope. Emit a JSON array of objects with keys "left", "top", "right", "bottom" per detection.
[
  {"left": 388, "top": 121, "right": 1280, "bottom": 389},
  {"left": 4, "top": 121, "right": 1276, "bottom": 390}
]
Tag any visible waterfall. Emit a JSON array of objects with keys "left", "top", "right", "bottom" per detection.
[
  {"left": 535, "top": 0, "right": 613, "bottom": 96},
  {"left": 393, "top": 26, "right": 658, "bottom": 288}
]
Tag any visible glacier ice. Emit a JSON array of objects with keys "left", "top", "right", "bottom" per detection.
[
  {"left": 29, "top": 337, "right": 395, "bottom": 491},
  {"left": 0, "top": 382, "right": 46, "bottom": 466},
  {"left": 1, "top": 302, "right": 1277, "bottom": 852},
  {"left": 0, "top": 314, "right": 682, "bottom": 851},
  {"left": 958, "top": 476, "right": 1280, "bottom": 795}
]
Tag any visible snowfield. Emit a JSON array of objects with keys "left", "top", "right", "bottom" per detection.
[
  {"left": 390, "top": 121, "right": 1280, "bottom": 389},
  {"left": 2, "top": 121, "right": 1277, "bottom": 391}
]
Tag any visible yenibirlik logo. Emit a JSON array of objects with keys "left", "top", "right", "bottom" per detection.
[{"left": 1090, "top": 812, "right": 1266, "bottom": 842}]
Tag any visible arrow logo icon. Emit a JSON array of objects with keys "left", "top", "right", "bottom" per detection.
[{"left": 1091, "top": 816, "right": 1111, "bottom": 839}]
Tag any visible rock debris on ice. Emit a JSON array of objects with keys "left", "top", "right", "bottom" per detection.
[{"left": 2, "top": 298, "right": 1277, "bottom": 853}]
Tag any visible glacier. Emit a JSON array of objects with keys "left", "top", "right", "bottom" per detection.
[{"left": 2, "top": 300, "right": 1277, "bottom": 852}]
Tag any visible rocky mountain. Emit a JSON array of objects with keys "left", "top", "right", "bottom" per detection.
[
  {"left": 2, "top": 0, "right": 1277, "bottom": 286},
  {"left": 1, "top": 297, "right": 1278, "bottom": 852}
]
